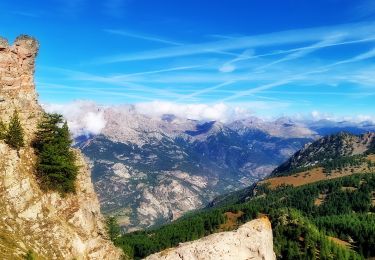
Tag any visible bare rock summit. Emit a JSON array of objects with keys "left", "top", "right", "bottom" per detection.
[{"left": 145, "top": 217, "right": 276, "bottom": 260}]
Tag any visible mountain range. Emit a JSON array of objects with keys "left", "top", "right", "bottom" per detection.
[
  {"left": 2, "top": 34, "right": 374, "bottom": 260},
  {"left": 72, "top": 104, "right": 375, "bottom": 231},
  {"left": 117, "top": 131, "right": 375, "bottom": 259}
]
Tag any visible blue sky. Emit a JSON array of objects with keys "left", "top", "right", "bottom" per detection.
[{"left": 1, "top": 0, "right": 375, "bottom": 119}]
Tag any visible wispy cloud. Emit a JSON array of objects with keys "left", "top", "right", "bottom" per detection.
[
  {"left": 217, "top": 34, "right": 375, "bottom": 74},
  {"left": 104, "top": 29, "right": 182, "bottom": 45},
  {"left": 221, "top": 46, "right": 375, "bottom": 102},
  {"left": 178, "top": 35, "right": 355, "bottom": 101},
  {"left": 95, "top": 21, "right": 375, "bottom": 63},
  {"left": 255, "top": 35, "right": 343, "bottom": 71},
  {"left": 37, "top": 82, "right": 156, "bottom": 101},
  {"left": 40, "top": 66, "right": 189, "bottom": 99},
  {"left": 219, "top": 49, "right": 254, "bottom": 72},
  {"left": 104, "top": 29, "right": 241, "bottom": 58},
  {"left": 110, "top": 65, "right": 203, "bottom": 79},
  {"left": 175, "top": 81, "right": 236, "bottom": 102}
]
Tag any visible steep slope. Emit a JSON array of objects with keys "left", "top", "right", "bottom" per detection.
[
  {"left": 145, "top": 217, "right": 275, "bottom": 260},
  {"left": 271, "top": 132, "right": 375, "bottom": 177},
  {"left": 118, "top": 173, "right": 373, "bottom": 259},
  {"left": 114, "top": 131, "right": 375, "bottom": 259},
  {"left": 211, "top": 131, "right": 375, "bottom": 206},
  {"left": 0, "top": 36, "right": 122, "bottom": 259}
]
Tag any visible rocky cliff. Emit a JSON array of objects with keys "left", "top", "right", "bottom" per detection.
[
  {"left": 0, "top": 36, "right": 122, "bottom": 259},
  {"left": 145, "top": 217, "right": 276, "bottom": 260}
]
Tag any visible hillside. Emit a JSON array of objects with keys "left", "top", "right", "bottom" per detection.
[
  {"left": 271, "top": 132, "right": 375, "bottom": 177},
  {"left": 0, "top": 36, "right": 122, "bottom": 259},
  {"left": 115, "top": 132, "right": 375, "bottom": 259},
  {"left": 67, "top": 100, "right": 375, "bottom": 233},
  {"left": 78, "top": 122, "right": 312, "bottom": 232},
  {"left": 117, "top": 173, "right": 375, "bottom": 259}
]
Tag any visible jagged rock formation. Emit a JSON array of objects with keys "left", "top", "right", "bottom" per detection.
[
  {"left": 145, "top": 217, "right": 276, "bottom": 260},
  {"left": 0, "top": 35, "right": 42, "bottom": 140},
  {"left": 0, "top": 36, "right": 122, "bottom": 259}
]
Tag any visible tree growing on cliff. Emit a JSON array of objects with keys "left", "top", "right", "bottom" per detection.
[
  {"left": 33, "top": 113, "right": 78, "bottom": 194},
  {"left": 5, "top": 110, "right": 25, "bottom": 151},
  {"left": 0, "top": 120, "right": 7, "bottom": 140},
  {"left": 106, "top": 216, "right": 121, "bottom": 242},
  {"left": 24, "top": 250, "right": 36, "bottom": 260}
]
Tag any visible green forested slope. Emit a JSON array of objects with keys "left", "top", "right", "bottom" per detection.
[{"left": 116, "top": 173, "right": 375, "bottom": 259}]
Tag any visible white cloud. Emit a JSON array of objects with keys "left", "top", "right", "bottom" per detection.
[
  {"left": 134, "top": 101, "right": 244, "bottom": 122},
  {"left": 82, "top": 112, "right": 106, "bottom": 134},
  {"left": 43, "top": 100, "right": 107, "bottom": 137},
  {"left": 219, "top": 49, "right": 254, "bottom": 73},
  {"left": 41, "top": 101, "right": 375, "bottom": 138},
  {"left": 219, "top": 64, "right": 236, "bottom": 73},
  {"left": 132, "top": 101, "right": 289, "bottom": 122},
  {"left": 306, "top": 110, "right": 375, "bottom": 123}
]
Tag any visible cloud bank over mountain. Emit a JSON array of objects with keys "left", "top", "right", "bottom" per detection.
[
  {"left": 43, "top": 100, "right": 375, "bottom": 137},
  {"left": 44, "top": 101, "right": 106, "bottom": 136}
]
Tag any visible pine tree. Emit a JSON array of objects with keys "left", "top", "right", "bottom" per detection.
[
  {"left": 0, "top": 120, "right": 7, "bottom": 140},
  {"left": 5, "top": 110, "right": 24, "bottom": 151},
  {"left": 106, "top": 216, "right": 121, "bottom": 242},
  {"left": 34, "top": 113, "right": 78, "bottom": 194},
  {"left": 24, "top": 250, "right": 35, "bottom": 260}
]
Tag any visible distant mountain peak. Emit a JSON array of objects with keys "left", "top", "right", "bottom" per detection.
[{"left": 271, "top": 131, "right": 375, "bottom": 176}]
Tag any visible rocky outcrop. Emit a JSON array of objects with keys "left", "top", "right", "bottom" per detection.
[
  {"left": 0, "top": 35, "right": 42, "bottom": 139},
  {"left": 0, "top": 36, "right": 123, "bottom": 259},
  {"left": 145, "top": 217, "right": 276, "bottom": 260}
]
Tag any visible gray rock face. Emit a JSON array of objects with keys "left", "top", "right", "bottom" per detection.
[{"left": 145, "top": 217, "right": 276, "bottom": 260}]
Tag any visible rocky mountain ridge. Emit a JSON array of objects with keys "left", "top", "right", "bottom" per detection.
[
  {"left": 0, "top": 35, "right": 122, "bottom": 259},
  {"left": 78, "top": 128, "right": 311, "bottom": 232},
  {"left": 71, "top": 102, "right": 375, "bottom": 232},
  {"left": 271, "top": 132, "right": 375, "bottom": 176}
]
